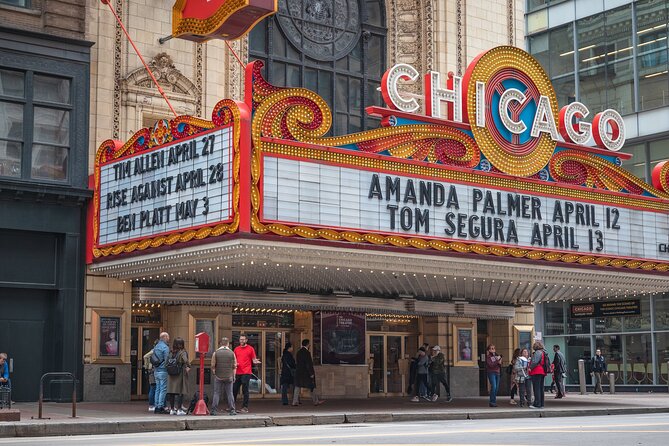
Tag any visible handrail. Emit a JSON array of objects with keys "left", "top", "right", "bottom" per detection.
[{"left": 31, "top": 372, "right": 77, "bottom": 419}]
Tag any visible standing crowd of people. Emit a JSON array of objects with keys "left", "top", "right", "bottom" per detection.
[
  {"left": 407, "top": 343, "right": 453, "bottom": 403},
  {"left": 487, "top": 341, "right": 568, "bottom": 409}
]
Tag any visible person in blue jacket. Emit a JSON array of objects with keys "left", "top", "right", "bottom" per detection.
[{"left": 153, "top": 332, "right": 171, "bottom": 414}]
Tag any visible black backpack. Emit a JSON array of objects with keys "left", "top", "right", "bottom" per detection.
[
  {"left": 166, "top": 352, "right": 182, "bottom": 376},
  {"left": 187, "top": 391, "right": 209, "bottom": 414},
  {"left": 542, "top": 350, "right": 552, "bottom": 375}
]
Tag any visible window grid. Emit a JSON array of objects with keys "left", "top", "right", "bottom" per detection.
[{"left": 249, "top": 0, "right": 386, "bottom": 136}]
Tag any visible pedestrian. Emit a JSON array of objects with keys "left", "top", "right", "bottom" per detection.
[
  {"left": 591, "top": 348, "right": 606, "bottom": 394},
  {"left": 485, "top": 344, "right": 502, "bottom": 407},
  {"left": 166, "top": 337, "right": 190, "bottom": 415},
  {"left": 528, "top": 341, "right": 549, "bottom": 409},
  {"left": 153, "top": 332, "right": 170, "bottom": 414},
  {"left": 0, "top": 353, "right": 9, "bottom": 389},
  {"left": 233, "top": 334, "right": 260, "bottom": 413},
  {"left": 553, "top": 345, "right": 566, "bottom": 398},
  {"left": 280, "top": 342, "right": 296, "bottom": 406},
  {"left": 210, "top": 337, "right": 237, "bottom": 416},
  {"left": 514, "top": 348, "right": 530, "bottom": 407},
  {"left": 509, "top": 348, "right": 520, "bottom": 405},
  {"left": 410, "top": 347, "right": 430, "bottom": 401},
  {"left": 142, "top": 340, "right": 158, "bottom": 412},
  {"left": 293, "top": 339, "right": 325, "bottom": 406},
  {"left": 429, "top": 346, "right": 452, "bottom": 402}
]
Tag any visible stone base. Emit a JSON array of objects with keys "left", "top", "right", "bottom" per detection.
[
  {"left": 83, "top": 364, "right": 131, "bottom": 402},
  {"left": 0, "top": 409, "right": 20, "bottom": 421},
  {"left": 449, "top": 366, "right": 480, "bottom": 397}
]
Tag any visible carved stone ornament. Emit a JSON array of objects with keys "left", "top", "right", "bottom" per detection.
[{"left": 124, "top": 52, "right": 199, "bottom": 96}]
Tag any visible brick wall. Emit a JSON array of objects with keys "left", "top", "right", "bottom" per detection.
[{"left": 0, "top": 0, "right": 86, "bottom": 40}]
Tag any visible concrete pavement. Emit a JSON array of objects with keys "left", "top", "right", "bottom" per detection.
[{"left": 1, "top": 393, "right": 668, "bottom": 438}]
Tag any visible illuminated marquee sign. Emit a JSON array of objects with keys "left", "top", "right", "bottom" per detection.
[
  {"left": 172, "top": 0, "right": 278, "bottom": 42},
  {"left": 98, "top": 127, "right": 233, "bottom": 246},
  {"left": 91, "top": 100, "right": 241, "bottom": 259},
  {"left": 262, "top": 155, "right": 669, "bottom": 262}
]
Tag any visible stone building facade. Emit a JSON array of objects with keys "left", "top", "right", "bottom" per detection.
[{"left": 82, "top": 0, "right": 528, "bottom": 401}]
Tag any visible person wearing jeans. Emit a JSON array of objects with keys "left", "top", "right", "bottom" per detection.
[
  {"left": 485, "top": 344, "right": 502, "bottom": 407},
  {"left": 528, "top": 341, "right": 548, "bottom": 409},
  {"left": 153, "top": 332, "right": 170, "bottom": 414}
]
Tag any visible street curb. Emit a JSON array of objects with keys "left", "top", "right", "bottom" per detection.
[{"left": 1, "top": 407, "right": 669, "bottom": 438}]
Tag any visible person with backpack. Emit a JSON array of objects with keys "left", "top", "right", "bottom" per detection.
[
  {"left": 166, "top": 337, "right": 191, "bottom": 415},
  {"left": 485, "top": 344, "right": 503, "bottom": 407},
  {"left": 514, "top": 348, "right": 530, "bottom": 407},
  {"left": 153, "top": 332, "right": 170, "bottom": 414},
  {"left": 142, "top": 340, "right": 158, "bottom": 412},
  {"left": 553, "top": 345, "right": 567, "bottom": 398},
  {"left": 528, "top": 340, "right": 550, "bottom": 409},
  {"left": 591, "top": 349, "right": 606, "bottom": 394}
]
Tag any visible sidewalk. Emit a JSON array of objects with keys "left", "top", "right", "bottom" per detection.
[{"left": 1, "top": 393, "right": 668, "bottom": 438}]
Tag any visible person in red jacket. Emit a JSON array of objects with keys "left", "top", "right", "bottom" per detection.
[{"left": 528, "top": 340, "right": 548, "bottom": 409}]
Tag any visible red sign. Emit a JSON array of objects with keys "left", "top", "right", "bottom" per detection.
[{"left": 172, "top": 0, "right": 277, "bottom": 42}]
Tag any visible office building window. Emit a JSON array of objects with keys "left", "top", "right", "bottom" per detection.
[
  {"left": 621, "top": 143, "right": 647, "bottom": 181},
  {"left": 0, "top": 69, "right": 71, "bottom": 181},
  {"left": 637, "top": 0, "right": 669, "bottom": 111},
  {"left": 0, "top": 0, "right": 30, "bottom": 7},
  {"left": 249, "top": 0, "right": 386, "bottom": 135}
]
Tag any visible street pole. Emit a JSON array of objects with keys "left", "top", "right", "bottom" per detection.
[
  {"left": 608, "top": 373, "right": 615, "bottom": 394},
  {"left": 578, "top": 359, "right": 586, "bottom": 395},
  {"left": 192, "top": 351, "right": 209, "bottom": 415}
]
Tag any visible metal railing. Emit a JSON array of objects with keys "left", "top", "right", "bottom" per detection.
[{"left": 31, "top": 372, "right": 77, "bottom": 420}]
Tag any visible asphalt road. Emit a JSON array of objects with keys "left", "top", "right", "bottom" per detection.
[{"left": 2, "top": 413, "right": 668, "bottom": 445}]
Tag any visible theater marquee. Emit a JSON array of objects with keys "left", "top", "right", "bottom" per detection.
[{"left": 90, "top": 46, "right": 669, "bottom": 274}]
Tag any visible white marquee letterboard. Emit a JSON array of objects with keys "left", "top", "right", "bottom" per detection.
[
  {"left": 98, "top": 126, "right": 233, "bottom": 246},
  {"left": 262, "top": 156, "right": 669, "bottom": 262}
]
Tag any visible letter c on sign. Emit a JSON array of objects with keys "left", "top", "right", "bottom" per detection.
[{"left": 381, "top": 64, "right": 420, "bottom": 113}]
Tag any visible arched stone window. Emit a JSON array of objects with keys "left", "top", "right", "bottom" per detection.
[{"left": 249, "top": 0, "right": 387, "bottom": 134}]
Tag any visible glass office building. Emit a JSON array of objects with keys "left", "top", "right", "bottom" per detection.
[{"left": 527, "top": 0, "right": 669, "bottom": 389}]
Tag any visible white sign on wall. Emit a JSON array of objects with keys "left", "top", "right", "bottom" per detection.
[
  {"left": 98, "top": 127, "right": 233, "bottom": 246},
  {"left": 262, "top": 156, "right": 669, "bottom": 262}
]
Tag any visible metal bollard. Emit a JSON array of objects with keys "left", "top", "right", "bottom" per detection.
[
  {"left": 609, "top": 373, "right": 615, "bottom": 394},
  {"left": 667, "top": 361, "right": 669, "bottom": 393},
  {"left": 578, "top": 359, "right": 586, "bottom": 395}
]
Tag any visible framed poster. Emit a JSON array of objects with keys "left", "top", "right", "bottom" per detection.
[
  {"left": 452, "top": 321, "right": 476, "bottom": 366},
  {"left": 99, "top": 316, "right": 121, "bottom": 357},
  {"left": 320, "top": 312, "right": 366, "bottom": 365}
]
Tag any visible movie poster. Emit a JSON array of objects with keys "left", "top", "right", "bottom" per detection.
[
  {"left": 458, "top": 328, "right": 473, "bottom": 361},
  {"left": 100, "top": 316, "right": 120, "bottom": 357},
  {"left": 321, "top": 312, "right": 366, "bottom": 365}
]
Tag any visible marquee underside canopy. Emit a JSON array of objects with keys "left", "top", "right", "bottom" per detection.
[{"left": 89, "top": 237, "right": 669, "bottom": 305}]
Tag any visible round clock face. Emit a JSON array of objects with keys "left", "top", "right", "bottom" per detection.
[{"left": 277, "top": 0, "right": 361, "bottom": 61}]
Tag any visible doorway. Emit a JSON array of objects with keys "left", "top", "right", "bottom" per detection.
[
  {"left": 130, "top": 326, "right": 161, "bottom": 399},
  {"left": 232, "top": 330, "right": 288, "bottom": 397},
  {"left": 368, "top": 333, "right": 416, "bottom": 396}
]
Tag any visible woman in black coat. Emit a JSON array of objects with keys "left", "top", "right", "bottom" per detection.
[{"left": 280, "top": 342, "right": 296, "bottom": 405}]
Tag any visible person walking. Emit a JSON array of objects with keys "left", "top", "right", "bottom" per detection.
[
  {"left": 210, "top": 337, "right": 237, "bottom": 416},
  {"left": 552, "top": 345, "right": 567, "bottom": 398},
  {"left": 509, "top": 348, "right": 520, "bottom": 405},
  {"left": 528, "top": 341, "right": 549, "bottom": 409},
  {"left": 233, "top": 334, "right": 259, "bottom": 413},
  {"left": 280, "top": 342, "right": 296, "bottom": 406},
  {"left": 153, "top": 332, "right": 170, "bottom": 414},
  {"left": 591, "top": 349, "right": 606, "bottom": 394},
  {"left": 429, "top": 346, "right": 452, "bottom": 402},
  {"left": 293, "top": 339, "right": 325, "bottom": 406},
  {"left": 142, "top": 340, "right": 158, "bottom": 412},
  {"left": 514, "top": 348, "right": 530, "bottom": 407},
  {"left": 166, "top": 337, "right": 190, "bottom": 415},
  {"left": 485, "top": 344, "right": 502, "bottom": 407}
]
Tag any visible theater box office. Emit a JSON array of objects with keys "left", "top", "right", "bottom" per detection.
[{"left": 85, "top": 46, "right": 669, "bottom": 401}]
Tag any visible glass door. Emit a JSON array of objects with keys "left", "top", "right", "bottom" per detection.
[
  {"left": 131, "top": 326, "right": 160, "bottom": 398},
  {"left": 233, "top": 330, "right": 287, "bottom": 397},
  {"left": 369, "top": 335, "right": 384, "bottom": 393},
  {"left": 369, "top": 334, "right": 409, "bottom": 395}
]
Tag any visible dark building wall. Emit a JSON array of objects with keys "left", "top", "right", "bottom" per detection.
[
  {"left": 0, "top": 1, "right": 86, "bottom": 40},
  {"left": 0, "top": 21, "right": 91, "bottom": 400}
]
